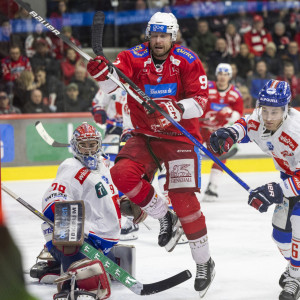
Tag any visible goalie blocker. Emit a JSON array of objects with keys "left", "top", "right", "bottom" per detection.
[{"left": 53, "top": 201, "right": 85, "bottom": 255}]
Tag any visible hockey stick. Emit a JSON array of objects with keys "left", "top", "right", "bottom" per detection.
[
  {"left": 35, "top": 121, "right": 120, "bottom": 147},
  {"left": 13, "top": 0, "right": 154, "bottom": 114},
  {"left": 92, "top": 11, "right": 252, "bottom": 193},
  {"left": 2, "top": 184, "right": 191, "bottom": 295}
]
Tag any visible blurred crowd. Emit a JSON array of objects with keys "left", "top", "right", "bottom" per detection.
[{"left": 0, "top": 0, "right": 300, "bottom": 114}]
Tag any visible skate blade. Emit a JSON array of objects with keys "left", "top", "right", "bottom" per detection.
[
  {"left": 198, "top": 269, "right": 216, "bottom": 298},
  {"left": 202, "top": 195, "right": 217, "bottom": 202},
  {"left": 178, "top": 235, "right": 188, "bottom": 245},
  {"left": 120, "top": 233, "right": 138, "bottom": 241},
  {"left": 165, "top": 226, "right": 184, "bottom": 252}
]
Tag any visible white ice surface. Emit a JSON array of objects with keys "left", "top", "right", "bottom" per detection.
[{"left": 2, "top": 171, "right": 287, "bottom": 300}]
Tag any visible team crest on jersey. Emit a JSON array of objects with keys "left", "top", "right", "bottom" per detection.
[
  {"left": 101, "top": 175, "right": 109, "bottom": 184},
  {"left": 279, "top": 132, "right": 298, "bottom": 151},
  {"left": 266, "top": 141, "right": 274, "bottom": 151},
  {"left": 174, "top": 47, "right": 197, "bottom": 64},
  {"left": 75, "top": 167, "right": 91, "bottom": 185},
  {"left": 144, "top": 83, "right": 177, "bottom": 98},
  {"left": 248, "top": 120, "right": 260, "bottom": 132}
]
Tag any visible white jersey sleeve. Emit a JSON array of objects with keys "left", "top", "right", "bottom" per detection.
[{"left": 231, "top": 108, "right": 300, "bottom": 198}]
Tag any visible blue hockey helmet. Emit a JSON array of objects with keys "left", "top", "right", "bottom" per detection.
[
  {"left": 257, "top": 80, "right": 291, "bottom": 108},
  {"left": 70, "top": 122, "right": 102, "bottom": 170}
]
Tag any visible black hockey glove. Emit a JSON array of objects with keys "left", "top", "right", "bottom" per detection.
[
  {"left": 248, "top": 182, "right": 283, "bottom": 213},
  {"left": 209, "top": 127, "right": 239, "bottom": 155}
]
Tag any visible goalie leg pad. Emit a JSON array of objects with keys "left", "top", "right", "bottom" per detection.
[{"left": 55, "top": 258, "right": 111, "bottom": 300}]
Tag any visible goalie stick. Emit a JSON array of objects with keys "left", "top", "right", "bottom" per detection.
[
  {"left": 2, "top": 184, "right": 191, "bottom": 295},
  {"left": 35, "top": 121, "right": 119, "bottom": 147},
  {"left": 91, "top": 11, "right": 252, "bottom": 193}
]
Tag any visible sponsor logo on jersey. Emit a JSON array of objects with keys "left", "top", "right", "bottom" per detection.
[
  {"left": 130, "top": 48, "right": 149, "bottom": 58},
  {"left": 266, "top": 141, "right": 274, "bottom": 151},
  {"left": 144, "top": 83, "right": 177, "bottom": 98},
  {"left": 157, "top": 76, "right": 162, "bottom": 83},
  {"left": 101, "top": 175, "right": 109, "bottom": 184},
  {"left": 279, "top": 132, "right": 298, "bottom": 151},
  {"left": 95, "top": 182, "right": 108, "bottom": 198},
  {"left": 281, "top": 150, "right": 294, "bottom": 157},
  {"left": 129, "top": 44, "right": 146, "bottom": 52},
  {"left": 75, "top": 167, "right": 91, "bottom": 185},
  {"left": 174, "top": 47, "right": 197, "bottom": 63},
  {"left": 267, "top": 88, "right": 276, "bottom": 95},
  {"left": 44, "top": 192, "right": 67, "bottom": 202},
  {"left": 248, "top": 119, "right": 260, "bottom": 132},
  {"left": 293, "top": 177, "right": 300, "bottom": 191},
  {"left": 168, "top": 159, "right": 195, "bottom": 189},
  {"left": 210, "top": 102, "right": 226, "bottom": 111}
]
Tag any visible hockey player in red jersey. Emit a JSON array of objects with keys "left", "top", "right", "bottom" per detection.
[
  {"left": 199, "top": 63, "right": 244, "bottom": 202},
  {"left": 209, "top": 80, "right": 300, "bottom": 300},
  {"left": 87, "top": 12, "right": 215, "bottom": 297}
]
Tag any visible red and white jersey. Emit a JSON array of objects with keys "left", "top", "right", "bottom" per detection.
[
  {"left": 200, "top": 81, "right": 244, "bottom": 130},
  {"left": 232, "top": 108, "right": 300, "bottom": 198},
  {"left": 1, "top": 55, "right": 31, "bottom": 82},
  {"left": 42, "top": 157, "right": 120, "bottom": 244},
  {"left": 113, "top": 42, "right": 208, "bottom": 144},
  {"left": 92, "top": 87, "right": 128, "bottom": 127},
  {"left": 243, "top": 28, "right": 272, "bottom": 57}
]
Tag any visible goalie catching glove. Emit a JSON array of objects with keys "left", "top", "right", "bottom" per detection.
[
  {"left": 87, "top": 55, "right": 110, "bottom": 82},
  {"left": 248, "top": 182, "right": 283, "bottom": 213},
  {"left": 120, "top": 195, "right": 147, "bottom": 224},
  {"left": 147, "top": 99, "right": 184, "bottom": 129}
]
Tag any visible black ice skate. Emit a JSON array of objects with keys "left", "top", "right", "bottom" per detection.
[
  {"left": 120, "top": 217, "right": 139, "bottom": 241},
  {"left": 194, "top": 257, "right": 216, "bottom": 298},
  {"left": 279, "top": 275, "right": 300, "bottom": 300},
  {"left": 158, "top": 210, "right": 183, "bottom": 252},
  {"left": 202, "top": 183, "right": 218, "bottom": 202},
  {"left": 279, "top": 266, "right": 290, "bottom": 289}
]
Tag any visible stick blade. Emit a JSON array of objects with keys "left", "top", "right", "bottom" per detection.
[{"left": 92, "top": 11, "right": 105, "bottom": 56}]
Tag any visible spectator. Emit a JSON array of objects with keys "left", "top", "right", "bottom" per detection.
[
  {"left": 230, "top": 63, "right": 245, "bottom": 88},
  {"left": 34, "top": 66, "right": 64, "bottom": 111},
  {"left": 30, "top": 38, "right": 61, "bottom": 78},
  {"left": 58, "top": 82, "right": 85, "bottom": 112},
  {"left": 280, "top": 41, "right": 300, "bottom": 75},
  {"left": 0, "top": 90, "right": 21, "bottom": 114},
  {"left": 277, "top": 62, "right": 300, "bottom": 107},
  {"left": 272, "top": 22, "right": 291, "bottom": 55},
  {"left": 25, "top": 23, "right": 53, "bottom": 58},
  {"left": 60, "top": 48, "right": 85, "bottom": 85},
  {"left": 12, "top": 70, "right": 36, "bottom": 110},
  {"left": 243, "top": 14, "right": 272, "bottom": 58},
  {"left": 49, "top": 0, "right": 68, "bottom": 31},
  {"left": 69, "top": 66, "right": 98, "bottom": 111},
  {"left": 224, "top": 23, "right": 242, "bottom": 58},
  {"left": 1, "top": 45, "right": 31, "bottom": 94},
  {"left": 51, "top": 26, "right": 81, "bottom": 60},
  {"left": 0, "top": 20, "right": 23, "bottom": 59},
  {"left": 208, "top": 14, "right": 229, "bottom": 37},
  {"left": 247, "top": 60, "right": 274, "bottom": 101},
  {"left": 23, "top": 89, "right": 51, "bottom": 113},
  {"left": 190, "top": 20, "right": 217, "bottom": 61},
  {"left": 207, "top": 38, "right": 231, "bottom": 78},
  {"left": 175, "top": 29, "right": 187, "bottom": 47},
  {"left": 238, "top": 85, "right": 254, "bottom": 108},
  {"left": 234, "top": 9, "right": 252, "bottom": 35},
  {"left": 233, "top": 43, "right": 254, "bottom": 79},
  {"left": 261, "top": 42, "right": 281, "bottom": 76}
]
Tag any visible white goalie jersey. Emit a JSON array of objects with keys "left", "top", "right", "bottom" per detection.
[
  {"left": 232, "top": 108, "right": 300, "bottom": 198},
  {"left": 42, "top": 156, "right": 121, "bottom": 254}
]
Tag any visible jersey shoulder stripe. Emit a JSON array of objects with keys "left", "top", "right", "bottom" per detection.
[{"left": 173, "top": 46, "right": 198, "bottom": 64}]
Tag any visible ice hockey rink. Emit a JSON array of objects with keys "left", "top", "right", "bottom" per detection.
[{"left": 3, "top": 171, "right": 287, "bottom": 300}]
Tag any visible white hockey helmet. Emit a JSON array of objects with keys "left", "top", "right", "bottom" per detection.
[
  {"left": 145, "top": 12, "right": 179, "bottom": 42},
  {"left": 215, "top": 63, "right": 232, "bottom": 78}
]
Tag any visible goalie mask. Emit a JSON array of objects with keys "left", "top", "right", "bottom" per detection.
[
  {"left": 70, "top": 122, "right": 102, "bottom": 170},
  {"left": 256, "top": 79, "right": 291, "bottom": 131},
  {"left": 145, "top": 12, "right": 179, "bottom": 42}
]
